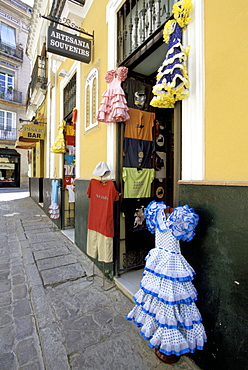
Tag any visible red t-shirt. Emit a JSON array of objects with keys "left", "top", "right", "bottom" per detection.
[{"left": 86, "top": 179, "right": 119, "bottom": 237}]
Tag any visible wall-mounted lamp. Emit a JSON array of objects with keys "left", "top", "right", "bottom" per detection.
[
  {"left": 19, "top": 118, "right": 46, "bottom": 124},
  {"left": 19, "top": 118, "right": 32, "bottom": 123},
  {"left": 58, "top": 69, "right": 68, "bottom": 78}
]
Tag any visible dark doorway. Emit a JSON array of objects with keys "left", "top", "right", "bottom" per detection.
[{"left": 0, "top": 148, "right": 20, "bottom": 187}]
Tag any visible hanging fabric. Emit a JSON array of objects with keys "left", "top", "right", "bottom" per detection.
[
  {"left": 124, "top": 108, "right": 155, "bottom": 141},
  {"left": 49, "top": 180, "right": 60, "bottom": 219},
  {"left": 86, "top": 178, "right": 119, "bottom": 263},
  {"left": 150, "top": 0, "right": 193, "bottom": 109},
  {"left": 51, "top": 120, "right": 66, "bottom": 153},
  {"left": 96, "top": 67, "right": 130, "bottom": 123},
  {"left": 72, "top": 107, "right": 78, "bottom": 126}
]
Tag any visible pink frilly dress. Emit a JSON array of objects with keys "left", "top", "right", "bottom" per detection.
[{"left": 96, "top": 67, "right": 130, "bottom": 123}]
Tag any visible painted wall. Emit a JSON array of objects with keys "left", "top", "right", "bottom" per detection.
[
  {"left": 52, "top": 0, "right": 110, "bottom": 180},
  {"left": 204, "top": 2, "right": 248, "bottom": 181},
  {"left": 178, "top": 183, "right": 248, "bottom": 370},
  {"left": 78, "top": 0, "right": 109, "bottom": 179}
]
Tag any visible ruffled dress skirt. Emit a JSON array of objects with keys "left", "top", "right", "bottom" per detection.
[
  {"left": 97, "top": 85, "right": 130, "bottom": 123},
  {"left": 150, "top": 22, "right": 190, "bottom": 109},
  {"left": 126, "top": 229, "right": 207, "bottom": 356}
]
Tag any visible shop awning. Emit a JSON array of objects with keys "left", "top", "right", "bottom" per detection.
[
  {"left": 0, "top": 148, "right": 20, "bottom": 157},
  {"left": 15, "top": 140, "right": 36, "bottom": 149},
  {"left": 17, "top": 135, "right": 39, "bottom": 143}
]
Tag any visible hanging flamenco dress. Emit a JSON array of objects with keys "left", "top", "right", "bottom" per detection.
[
  {"left": 150, "top": 0, "right": 193, "bottom": 108},
  {"left": 126, "top": 201, "right": 207, "bottom": 361},
  {"left": 51, "top": 120, "right": 66, "bottom": 153},
  {"left": 96, "top": 67, "right": 130, "bottom": 123}
]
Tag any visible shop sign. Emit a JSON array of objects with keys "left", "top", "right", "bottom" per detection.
[
  {"left": 47, "top": 26, "right": 91, "bottom": 63},
  {"left": 21, "top": 124, "right": 45, "bottom": 140},
  {"left": 0, "top": 163, "right": 15, "bottom": 170}
]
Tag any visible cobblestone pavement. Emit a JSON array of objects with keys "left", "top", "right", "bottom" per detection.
[{"left": 0, "top": 191, "right": 201, "bottom": 370}]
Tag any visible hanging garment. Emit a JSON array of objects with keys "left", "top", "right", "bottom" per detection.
[
  {"left": 124, "top": 108, "right": 155, "bottom": 141},
  {"left": 150, "top": 0, "right": 193, "bottom": 108},
  {"left": 65, "top": 125, "right": 75, "bottom": 136},
  {"left": 51, "top": 121, "right": 66, "bottom": 153},
  {"left": 121, "top": 197, "right": 155, "bottom": 253},
  {"left": 66, "top": 145, "right": 76, "bottom": 156},
  {"left": 92, "top": 161, "right": 111, "bottom": 177},
  {"left": 64, "top": 176, "right": 74, "bottom": 186},
  {"left": 96, "top": 67, "right": 130, "bottom": 123},
  {"left": 51, "top": 179, "right": 60, "bottom": 203},
  {"left": 122, "top": 77, "right": 153, "bottom": 111},
  {"left": 122, "top": 167, "right": 155, "bottom": 198},
  {"left": 72, "top": 108, "right": 78, "bottom": 125},
  {"left": 66, "top": 184, "right": 75, "bottom": 203},
  {"left": 126, "top": 200, "right": 207, "bottom": 357},
  {"left": 123, "top": 138, "right": 156, "bottom": 169},
  {"left": 64, "top": 155, "right": 75, "bottom": 165},
  {"left": 86, "top": 229, "right": 114, "bottom": 263},
  {"left": 49, "top": 202, "right": 60, "bottom": 219},
  {"left": 65, "top": 135, "right": 75, "bottom": 146},
  {"left": 49, "top": 180, "right": 60, "bottom": 219},
  {"left": 86, "top": 179, "right": 119, "bottom": 237},
  {"left": 64, "top": 164, "right": 75, "bottom": 176}
]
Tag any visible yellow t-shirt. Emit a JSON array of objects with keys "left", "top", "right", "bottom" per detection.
[{"left": 122, "top": 167, "right": 155, "bottom": 198}]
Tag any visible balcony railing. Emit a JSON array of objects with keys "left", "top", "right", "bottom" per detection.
[
  {"left": 117, "top": 0, "right": 176, "bottom": 64},
  {"left": 0, "top": 88, "right": 22, "bottom": 104},
  {"left": 26, "top": 55, "right": 48, "bottom": 108},
  {"left": 0, "top": 128, "right": 16, "bottom": 141},
  {"left": 0, "top": 41, "right": 23, "bottom": 61}
]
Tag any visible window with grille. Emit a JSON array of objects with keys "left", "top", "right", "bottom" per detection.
[
  {"left": 84, "top": 68, "right": 98, "bottom": 131},
  {"left": 63, "top": 73, "right": 76, "bottom": 119}
]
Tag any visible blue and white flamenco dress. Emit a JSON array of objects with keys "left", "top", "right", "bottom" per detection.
[{"left": 126, "top": 200, "right": 207, "bottom": 357}]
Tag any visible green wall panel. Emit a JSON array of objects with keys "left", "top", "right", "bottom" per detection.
[
  {"left": 74, "top": 179, "right": 89, "bottom": 254},
  {"left": 178, "top": 184, "right": 248, "bottom": 370}
]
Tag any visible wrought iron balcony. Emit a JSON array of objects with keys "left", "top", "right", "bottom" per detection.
[
  {"left": 26, "top": 55, "right": 48, "bottom": 109},
  {"left": 0, "top": 87, "right": 22, "bottom": 104},
  {"left": 0, "top": 128, "right": 16, "bottom": 141},
  {"left": 117, "top": 0, "right": 176, "bottom": 65},
  {"left": 0, "top": 41, "right": 23, "bottom": 61}
]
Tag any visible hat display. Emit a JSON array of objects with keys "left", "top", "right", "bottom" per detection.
[{"left": 92, "top": 161, "right": 111, "bottom": 177}]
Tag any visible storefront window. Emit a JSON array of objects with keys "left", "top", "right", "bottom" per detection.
[
  {"left": 85, "top": 68, "right": 98, "bottom": 131},
  {"left": 0, "top": 149, "right": 20, "bottom": 187}
]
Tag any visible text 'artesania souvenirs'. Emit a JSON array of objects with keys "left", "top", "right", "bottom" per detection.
[{"left": 47, "top": 26, "right": 91, "bottom": 63}]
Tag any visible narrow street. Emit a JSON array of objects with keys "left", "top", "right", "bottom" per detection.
[{"left": 0, "top": 190, "right": 201, "bottom": 370}]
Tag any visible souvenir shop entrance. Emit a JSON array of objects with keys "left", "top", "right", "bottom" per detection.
[
  {"left": 116, "top": 73, "right": 180, "bottom": 276},
  {"left": 62, "top": 74, "right": 76, "bottom": 230}
]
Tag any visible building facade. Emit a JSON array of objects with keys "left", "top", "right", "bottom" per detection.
[
  {"left": 25, "top": 0, "right": 248, "bottom": 369},
  {"left": 0, "top": 0, "right": 32, "bottom": 188}
]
